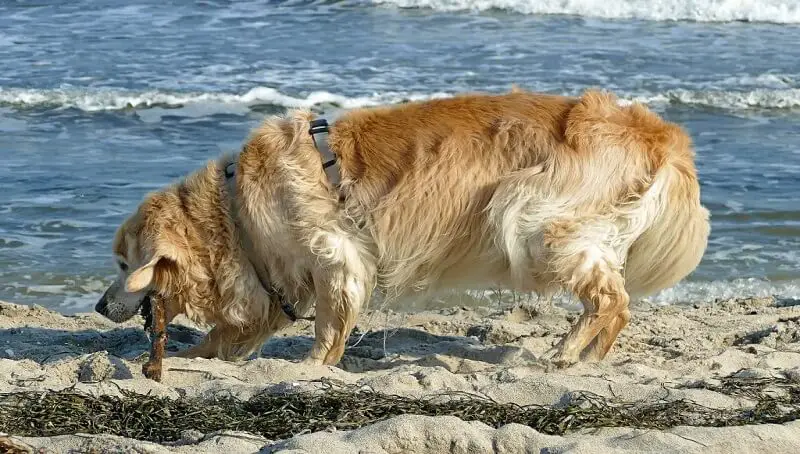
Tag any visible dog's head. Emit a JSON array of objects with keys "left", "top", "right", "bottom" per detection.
[{"left": 95, "top": 191, "right": 190, "bottom": 324}]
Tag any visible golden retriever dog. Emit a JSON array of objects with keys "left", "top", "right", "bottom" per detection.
[{"left": 95, "top": 88, "right": 710, "bottom": 367}]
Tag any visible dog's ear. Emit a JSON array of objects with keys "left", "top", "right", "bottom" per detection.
[
  {"left": 125, "top": 236, "right": 186, "bottom": 293},
  {"left": 126, "top": 255, "right": 161, "bottom": 293},
  {"left": 125, "top": 195, "right": 189, "bottom": 293}
]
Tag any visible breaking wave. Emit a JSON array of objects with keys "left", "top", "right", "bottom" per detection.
[
  {"left": 644, "top": 278, "right": 800, "bottom": 306},
  {"left": 628, "top": 88, "right": 800, "bottom": 111},
  {"left": 460, "top": 278, "right": 800, "bottom": 310},
  {"left": 2, "top": 85, "right": 800, "bottom": 115},
  {"left": 0, "top": 86, "right": 450, "bottom": 113},
  {"left": 371, "top": 0, "right": 800, "bottom": 23}
]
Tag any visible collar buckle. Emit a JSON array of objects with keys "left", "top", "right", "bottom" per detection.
[{"left": 308, "top": 118, "right": 329, "bottom": 135}]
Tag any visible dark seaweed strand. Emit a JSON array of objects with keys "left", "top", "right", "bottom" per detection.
[{"left": 1, "top": 375, "right": 798, "bottom": 444}]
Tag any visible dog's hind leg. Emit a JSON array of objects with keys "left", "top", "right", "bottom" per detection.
[
  {"left": 579, "top": 308, "right": 631, "bottom": 362},
  {"left": 551, "top": 261, "right": 630, "bottom": 367},
  {"left": 543, "top": 222, "right": 631, "bottom": 367}
]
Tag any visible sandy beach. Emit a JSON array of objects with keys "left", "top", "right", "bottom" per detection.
[
  {"left": 3, "top": 0, "right": 800, "bottom": 452},
  {"left": 1, "top": 295, "right": 799, "bottom": 453}
]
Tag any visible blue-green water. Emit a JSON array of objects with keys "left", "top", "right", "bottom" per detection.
[{"left": 1, "top": 0, "right": 799, "bottom": 313}]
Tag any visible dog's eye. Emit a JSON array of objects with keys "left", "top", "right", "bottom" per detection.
[{"left": 118, "top": 261, "right": 128, "bottom": 272}]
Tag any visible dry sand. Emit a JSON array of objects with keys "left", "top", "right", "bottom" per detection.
[{"left": 1, "top": 294, "right": 799, "bottom": 453}]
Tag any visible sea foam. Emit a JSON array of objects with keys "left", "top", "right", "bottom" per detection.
[
  {"left": 0, "top": 86, "right": 450, "bottom": 113},
  {"left": 2, "top": 86, "right": 799, "bottom": 114},
  {"left": 371, "top": 0, "right": 800, "bottom": 23}
]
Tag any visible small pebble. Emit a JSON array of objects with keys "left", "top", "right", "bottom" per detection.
[
  {"left": 785, "top": 367, "right": 800, "bottom": 383},
  {"left": 180, "top": 429, "right": 205, "bottom": 444},
  {"left": 78, "top": 352, "right": 116, "bottom": 382},
  {"left": 732, "top": 368, "right": 769, "bottom": 379}
]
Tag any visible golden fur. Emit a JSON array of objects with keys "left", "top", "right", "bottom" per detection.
[{"left": 95, "top": 88, "right": 710, "bottom": 366}]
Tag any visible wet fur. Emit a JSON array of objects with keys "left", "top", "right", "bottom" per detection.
[{"left": 98, "top": 88, "right": 710, "bottom": 367}]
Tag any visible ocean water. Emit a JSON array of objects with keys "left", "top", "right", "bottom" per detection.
[{"left": 1, "top": 0, "right": 799, "bottom": 314}]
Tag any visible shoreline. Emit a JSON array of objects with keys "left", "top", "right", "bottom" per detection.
[{"left": 1, "top": 296, "right": 799, "bottom": 453}]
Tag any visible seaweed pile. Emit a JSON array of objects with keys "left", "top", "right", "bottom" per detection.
[{"left": 1, "top": 373, "right": 798, "bottom": 444}]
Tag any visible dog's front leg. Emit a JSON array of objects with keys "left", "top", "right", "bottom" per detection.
[
  {"left": 172, "top": 323, "right": 270, "bottom": 361},
  {"left": 171, "top": 328, "right": 224, "bottom": 359},
  {"left": 303, "top": 272, "right": 372, "bottom": 366}
]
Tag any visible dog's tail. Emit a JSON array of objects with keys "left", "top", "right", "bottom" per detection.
[
  {"left": 621, "top": 163, "right": 710, "bottom": 299},
  {"left": 564, "top": 90, "right": 711, "bottom": 299}
]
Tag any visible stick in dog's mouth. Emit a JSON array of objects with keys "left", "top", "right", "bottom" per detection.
[{"left": 141, "top": 293, "right": 167, "bottom": 382}]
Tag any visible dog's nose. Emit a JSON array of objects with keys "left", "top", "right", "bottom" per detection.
[{"left": 95, "top": 292, "right": 108, "bottom": 316}]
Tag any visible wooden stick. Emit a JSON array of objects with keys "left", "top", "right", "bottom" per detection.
[{"left": 142, "top": 295, "right": 167, "bottom": 382}]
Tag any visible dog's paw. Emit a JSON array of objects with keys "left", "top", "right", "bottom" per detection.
[
  {"left": 299, "top": 356, "right": 324, "bottom": 366},
  {"left": 578, "top": 348, "right": 605, "bottom": 363},
  {"left": 544, "top": 348, "right": 579, "bottom": 370},
  {"left": 550, "top": 356, "right": 577, "bottom": 369},
  {"left": 542, "top": 346, "right": 559, "bottom": 360}
]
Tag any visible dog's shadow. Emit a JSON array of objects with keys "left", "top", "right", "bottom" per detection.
[
  {"left": 776, "top": 298, "right": 800, "bottom": 308},
  {"left": 261, "top": 326, "right": 541, "bottom": 373},
  {"left": 0, "top": 323, "right": 206, "bottom": 365},
  {"left": 2, "top": 322, "right": 540, "bottom": 377}
]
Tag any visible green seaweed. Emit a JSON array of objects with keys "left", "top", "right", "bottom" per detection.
[{"left": 1, "top": 372, "right": 798, "bottom": 444}]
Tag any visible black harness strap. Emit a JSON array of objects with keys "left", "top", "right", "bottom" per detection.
[
  {"left": 308, "top": 118, "right": 340, "bottom": 185},
  {"left": 221, "top": 117, "right": 339, "bottom": 323}
]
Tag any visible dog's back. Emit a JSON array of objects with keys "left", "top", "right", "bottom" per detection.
[
  {"left": 327, "top": 88, "right": 709, "bottom": 364},
  {"left": 332, "top": 89, "right": 708, "bottom": 300}
]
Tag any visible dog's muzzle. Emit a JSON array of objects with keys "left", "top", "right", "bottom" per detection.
[
  {"left": 94, "top": 287, "right": 153, "bottom": 328},
  {"left": 94, "top": 287, "right": 111, "bottom": 317}
]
